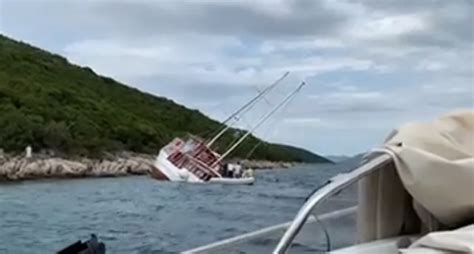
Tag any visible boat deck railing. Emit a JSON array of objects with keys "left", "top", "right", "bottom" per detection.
[
  {"left": 183, "top": 206, "right": 357, "bottom": 254},
  {"left": 273, "top": 153, "right": 392, "bottom": 253},
  {"left": 182, "top": 152, "right": 392, "bottom": 253}
]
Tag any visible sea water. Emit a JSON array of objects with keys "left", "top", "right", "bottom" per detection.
[{"left": 0, "top": 162, "right": 358, "bottom": 254}]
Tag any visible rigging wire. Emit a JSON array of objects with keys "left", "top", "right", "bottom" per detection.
[
  {"left": 214, "top": 82, "right": 306, "bottom": 165},
  {"left": 244, "top": 81, "right": 302, "bottom": 159},
  {"left": 219, "top": 79, "right": 300, "bottom": 157},
  {"left": 206, "top": 72, "right": 290, "bottom": 147}
]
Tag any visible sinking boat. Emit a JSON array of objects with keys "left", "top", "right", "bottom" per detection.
[
  {"left": 149, "top": 135, "right": 257, "bottom": 185},
  {"left": 149, "top": 72, "right": 305, "bottom": 185},
  {"left": 182, "top": 110, "right": 474, "bottom": 253}
]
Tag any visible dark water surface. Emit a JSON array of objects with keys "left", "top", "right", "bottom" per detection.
[{"left": 0, "top": 163, "right": 357, "bottom": 254}]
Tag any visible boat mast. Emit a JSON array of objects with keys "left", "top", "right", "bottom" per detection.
[
  {"left": 213, "top": 82, "right": 306, "bottom": 165},
  {"left": 244, "top": 84, "right": 301, "bottom": 159},
  {"left": 206, "top": 72, "right": 290, "bottom": 147}
]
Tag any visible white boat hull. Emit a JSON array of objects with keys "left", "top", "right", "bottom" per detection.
[
  {"left": 209, "top": 177, "right": 255, "bottom": 185},
  {"left": 151, "top": 150, "right": 202, "bottom": 182}
]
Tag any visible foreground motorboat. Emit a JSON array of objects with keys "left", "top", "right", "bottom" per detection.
[
  {"left": 150, "top": 73, "right": 306, "bottom": 185},
  {"left": 183, "top": 110, "right": 474, "bottom": 253}
]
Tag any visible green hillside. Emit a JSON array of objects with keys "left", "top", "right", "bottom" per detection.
[{"left": 0, "top": 34, "right": 331, "bottom": 163}]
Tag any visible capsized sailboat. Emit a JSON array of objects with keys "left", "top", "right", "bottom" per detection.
[{"left": 149, "top": 73, "right": 305, "bottom": 184}]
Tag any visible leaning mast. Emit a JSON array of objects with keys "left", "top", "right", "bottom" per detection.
[
  {"left": 206, "top": 72, "right": 290, "bottom": 147},
  {"left": 213, "top": 82, "right": 306, "bottom": 165}
]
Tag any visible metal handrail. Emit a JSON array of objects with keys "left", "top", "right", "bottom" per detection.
[
  {"left": 183, "top": 206, "right": 357, "bottom": 254},
  {"left": 273, "top": 153, "right": 392, "bottom": 253}
]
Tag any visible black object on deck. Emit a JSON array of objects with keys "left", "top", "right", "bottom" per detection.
[{"left": 57, "top": 234, "right": 105, "bottom": 254}]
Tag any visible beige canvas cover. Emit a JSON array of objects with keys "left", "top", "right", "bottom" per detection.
[
  {"left": 357, "top": 110, "right": 474, "bottom": 251},
  {"left": 400, "top": 224, "right": 474, "bottom": 253}
]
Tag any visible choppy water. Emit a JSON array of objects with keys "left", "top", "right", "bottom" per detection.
[{"left": 0, "top": 162, "right": 358, "bottom": 254}]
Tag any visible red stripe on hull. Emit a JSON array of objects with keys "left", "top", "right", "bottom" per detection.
[{"left": 149, "top": 165, "right": 170, "bottom": 181}]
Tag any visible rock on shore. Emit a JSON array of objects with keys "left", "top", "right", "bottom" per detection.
[
  {"left": 0, "top": 154, "right": 297, "bottom": 181},
  {"left": 0, "top": 154, "right": 154, "bottom": 181}
]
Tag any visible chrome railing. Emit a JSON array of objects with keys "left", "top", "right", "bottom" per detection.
[
  {"left": 183, "top": 206, "right": 357, "bottom": 254},
  {"left": 273, "top": 153, "right": 392, "bottom": 253}
]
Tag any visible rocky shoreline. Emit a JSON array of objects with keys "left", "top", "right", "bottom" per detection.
[{"left": 0, "top": 153, "right": 297, "bottom": 181}]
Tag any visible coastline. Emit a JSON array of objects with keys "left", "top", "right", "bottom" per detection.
[{"left": 0, "top": 153, "right": 299, "bottom": 181}]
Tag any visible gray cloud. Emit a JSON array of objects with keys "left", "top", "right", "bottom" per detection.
[
  {"left": 102, "top": 0, "right": 348, "bottom": 38},
  {"left": 1, "top": 0, "right": 348, "bottom": 41},
  {"left": 140, "top": 78, "right": 258, "bottom": 105},
  {"left": 0, "top": 0, "right": 472, "bottom": 155},
  {"left": 354, "top": 0, "right": 473, "bottom": 49},
  {"left": 355, "top": 0, "right": 450, "bottom": 13}
]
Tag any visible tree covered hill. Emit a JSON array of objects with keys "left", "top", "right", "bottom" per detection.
[{"left": 0, "top": 34, "right": 331, "bottom": 163}]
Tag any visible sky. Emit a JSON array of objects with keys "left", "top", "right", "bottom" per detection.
[{"left": 0, "top": 0, "right": 472, "bottom": 156}]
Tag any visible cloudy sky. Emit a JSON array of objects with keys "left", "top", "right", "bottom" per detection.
[{"left": 0, "top": 0, "right": 472, "bottom": 155}]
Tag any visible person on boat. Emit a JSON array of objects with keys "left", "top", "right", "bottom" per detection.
[
  {"left": 227, "top": 163, "right": 234, "bottom": 178},
  {"left": 220, "top": 163, "right": 228, "bottom": 177},
  {"left": 234, "top": 162, "right": 242, "bottom": 178}
]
